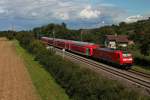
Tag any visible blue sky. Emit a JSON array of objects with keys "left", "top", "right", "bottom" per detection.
[
  {"left": 99, "top": 0, "right": 150, "bottom": 14},
  {"left": 0, "top": 0, "right": 149, "bottom": 31}
]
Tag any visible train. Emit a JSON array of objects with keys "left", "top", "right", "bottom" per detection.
[{"left": 41, "top": 37, "right": 133, "bottom": 69}]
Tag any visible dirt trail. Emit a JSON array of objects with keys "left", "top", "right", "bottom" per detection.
[{"left": 0, "top": 38, "right": 40, "bottom": 100}]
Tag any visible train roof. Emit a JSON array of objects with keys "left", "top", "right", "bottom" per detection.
[
  {"left": 71, "top": 40, "right": 96, "bottom": 46},
  {"left": 55, "top": 38, "right": 66, "bottom": 42},
  {"left": 54, "top": 38, "right": 95, "bottom": 45},
  {"left": 41, "top": 37, "right": 53, "bottom": 40},
  {"left": 42, "top": 37, "right": 66, "bottom": 42},
  {"left": 41, "top": 37, "right": 98, "bottom": 46}
]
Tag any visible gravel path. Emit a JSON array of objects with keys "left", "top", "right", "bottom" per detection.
[{"left": 0, "top": 38, "right": 40, "bottom": 100}]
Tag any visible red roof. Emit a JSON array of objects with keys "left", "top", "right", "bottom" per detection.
[{"left": 106, "top": 35, "right": 129, "bottom": 42}]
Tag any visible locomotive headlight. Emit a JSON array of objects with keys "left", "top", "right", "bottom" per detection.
[
  {"left": 123, "top": 58, "right": 127, "bottom": 61},
  {"left": 123, "top": 58, "right": 132, "bottom": 61},
  {"left": 128, "top": 58, "right": 133, "bottom": 61}
]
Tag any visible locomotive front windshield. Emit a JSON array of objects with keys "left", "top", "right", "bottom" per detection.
[{"left": 122, "top": 51, "right": 131, "bottom": 57}]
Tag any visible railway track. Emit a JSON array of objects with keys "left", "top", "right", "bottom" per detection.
[
  {"left": 128, "top": 70, "right": 150, "bottom": 79},
  {"left": 55, "top": 48, "right": 150, "bottom": 91}
]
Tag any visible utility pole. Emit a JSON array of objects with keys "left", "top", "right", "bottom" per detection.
[
  {"left": 80, "top": 30, "right": 83, "bottom": 41},
  {"left": 62, "top": 48, "right": 65, "bottom": 59},
  {"left": 53, "top": 30, "right": 55, "bottom": 40},
  {"left": 11, "top": 24, "right": 16, "bottom": 38},
  {"left": 53, "top": 30, "right": 55, "bottom": 45},
  {"left": 12, "top": 24, "right": 15, "bottom": 31},
  {"left": 38, "top": 28, "right": 42, "bottom": 39}
]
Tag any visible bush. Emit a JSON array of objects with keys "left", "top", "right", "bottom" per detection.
[{"left": 131, "top": 50, "right": 150, "bottom": 67}]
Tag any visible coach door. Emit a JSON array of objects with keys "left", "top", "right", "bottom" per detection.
[{"left": 86, "top": 48, "right": 90, "bottom": 56}]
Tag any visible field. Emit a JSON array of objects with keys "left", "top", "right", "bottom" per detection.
[
  {"left": 14, "top": 40, "right": 69, "bottom": 100},
  {"left": 0, "top": 38, "right": 39, "bottom": 100}
]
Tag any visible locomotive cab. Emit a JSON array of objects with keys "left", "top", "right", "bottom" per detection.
[{"left": 120, "top": 51, "right": 133, "bottom": 68}]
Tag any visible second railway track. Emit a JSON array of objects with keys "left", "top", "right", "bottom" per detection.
[{"left": 128, "top": 70, "right": 150, "bottom": 79}]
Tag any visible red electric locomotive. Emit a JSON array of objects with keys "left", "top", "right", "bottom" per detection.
[{"left": 92, "top": 48, "right": 133, "bottom": 68}]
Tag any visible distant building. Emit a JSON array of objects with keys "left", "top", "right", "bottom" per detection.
[
  {"left": 104, "top": 35, "right": 129, "bottom": 49},
  {"left": 128, "top": 40, "right": 135, "bottom": 45}
]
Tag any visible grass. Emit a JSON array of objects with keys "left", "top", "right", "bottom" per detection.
[
  {"left": 130, "top": 50, "right": 150, "bottom": 74},
  {"left": 133, "top": 65, "right": 150, "bottom": 74},
  {"left": 13, "top": 40, "right": 70, "bottom": 100}
]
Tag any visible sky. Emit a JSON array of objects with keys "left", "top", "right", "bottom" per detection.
[{"left": 0, "top": 0, "right": 150, "bottom": 31}]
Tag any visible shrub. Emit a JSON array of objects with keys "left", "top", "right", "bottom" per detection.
[{"left": 132, "top": 50, "right": 150, "bottom": 67}]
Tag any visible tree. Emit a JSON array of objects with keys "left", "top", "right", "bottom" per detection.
[
  {"left": 139, "top": 33, "right": 150, "bottom": 56},
  {"left": 62, "top": 22, "right": 67, "bottom": 29}
]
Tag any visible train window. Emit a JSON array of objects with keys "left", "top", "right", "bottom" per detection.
[
  {"left": 123, "top": 53, "right": 131, "bottom": 57},
  {"left": 122, "top": 51, "right": 131, "bottom": 57}
]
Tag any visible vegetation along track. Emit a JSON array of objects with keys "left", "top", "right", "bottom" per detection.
[{"left": 55, "top": 48, "right": 150, "bottom": 92}]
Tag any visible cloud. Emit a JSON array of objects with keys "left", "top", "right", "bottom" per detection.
[
  {"left": 79, "top": 5, "right": 101, "bottom": 19},
  {"left": 53, "top": 12, "right": 70, "bottom": 20},
  {"left": 125, "top": 15, "right": 148, "bottom": 23},
  {"left": 0, "top": 0, "right": 124, "bottom": 20},
  {"left": 0, "top": 6, "right": 10, "bottom": 18},
  {"left": 0, "top": 0, "right": 130, "bottom": 30},
  {"left": 0, "top": 8, "right": 6, "bottom": 14}
]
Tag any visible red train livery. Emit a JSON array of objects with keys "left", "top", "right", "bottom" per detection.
[
  {"left": 41, "top": 37, "right": 133, "bottom": 68},
  {"left": 69, "top": 41, "right": 99, "bottom": 56},
  {"left": 93, "top": 48, "right": 133, "bottom": 67}
]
